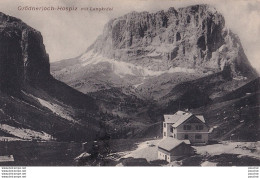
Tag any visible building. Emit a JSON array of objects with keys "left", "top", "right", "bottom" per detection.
[
  {"left": 0, "top": 155, "right": 14, "bottom": 163},
  {"left": 158, "top": 137, "right": 195, "bottom": 162},
  {"left": 163, "top": 111, "right": 209, "bottom": 144}
]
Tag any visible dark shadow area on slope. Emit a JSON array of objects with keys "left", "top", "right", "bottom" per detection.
[
  {"left": 32, "top": 77, "right": 98, "bottom": 111},
  {"left": 0, "top": 76, "right": 100, "bottom": 142},
  {"left": 162, "top": 72, "right": 226, "bottom": 113},
  {"left": 213, "top": 77, "right": 260, "bottom": 103}
]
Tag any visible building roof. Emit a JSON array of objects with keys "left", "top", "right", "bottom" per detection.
[
  {"left": 164, "top": 111, "right": 192, "bottom": 124},
  {"left": 0, "top": 155, "right": 14, "bottom": 162},
  {"left": 164, "top": 111, "right": 206, "bottom": 128},
  {"left": 158, "top": 137, "right": 190, "bottom": 152},
  {"left": 164, "top": 115, "right": 180, "bottom": 123},
  {"left": 196, "top": 115, "right": 205, "bottom": 123}
]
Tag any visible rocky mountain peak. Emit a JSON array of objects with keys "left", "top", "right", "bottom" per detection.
[
  {"left": 0, "top": 12, "right": 50, "bottom": 92},
  {"left": 85, "top": 4, "right": 256, "bottom": 78}
]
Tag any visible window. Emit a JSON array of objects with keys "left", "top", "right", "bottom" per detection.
[
  {"left": 164, "top": 123, "right": 166, "bottom": 128},
  {"left": 184, "top": 125, "right": 191, "bottom": 130},
  {"left": 164, "top": 132, "right": 166, "bottom": 136},
  {"left": 195, "top": 134, "right": 202, "bottom": 139},
  {"left": 184, "top": 134, "right": 188, "bottom": 139},
  {"left": 196, "top": 125, "right": 203, "bottom": 130}
]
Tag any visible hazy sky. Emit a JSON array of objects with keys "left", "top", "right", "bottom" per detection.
[{"left": 0, "top": 0, "right": 259, "bottom": 72}]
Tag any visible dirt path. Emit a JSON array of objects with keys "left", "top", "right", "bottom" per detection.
[{"left": 123, "top": 139, "right": 161, "bottom": 161}]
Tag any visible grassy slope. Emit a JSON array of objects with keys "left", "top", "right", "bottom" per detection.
[
  {"left": 0, "top": 78, "right": 100, "bottom": 142},
  {"left": 138, "top": 77, "right": 259, "bottom": 141},
  {"left": 191, "top": 77, "right": 260, "bottom": 141}
]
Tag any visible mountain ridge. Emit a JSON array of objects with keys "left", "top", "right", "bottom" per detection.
[
  {"left": 83, "top": 4, "right": 256, "bottom": 78},
  {"left": 52, "top": 4, "right": 257, "bottom": 99}
]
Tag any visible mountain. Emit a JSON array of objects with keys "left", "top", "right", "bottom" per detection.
[
  {"left": 52, "top": 4, "right": 259, "bottom": 140},
  {"left": 52, "top": 4, "right": 257, "bottom": 98},
  {"left": 52, "top": 4, "right": 256, "bottom": 93},
  {"left": 0, "top": 12, "right": 101, "bottom": 142}
]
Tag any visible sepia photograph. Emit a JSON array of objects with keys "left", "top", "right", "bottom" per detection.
[{"left": 0, "top": 0, "right": 259, "bottom": 170}]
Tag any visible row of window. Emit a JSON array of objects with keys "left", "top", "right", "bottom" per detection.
[
  {"left": 166, "top": 133, "right": 202, "bottom": 139},
  {"left": 184, "top": 134, "right": 202, "bottom": 139},
  {"left": 184, "top": 125, "right": 203, "bottom": 130},
  {"left": 164, "top": 123, "right": 204, "bottom": 130}
]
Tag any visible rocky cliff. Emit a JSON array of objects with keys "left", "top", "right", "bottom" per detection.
[
  {"left": 0, "top": 12, "right": 100, "bottom": 142},
  {"left": 87, "top": 4, "right": 256, "bottom": 78},
  {"left": 0, "top": 12, "right": 50, "bottom": 92}
]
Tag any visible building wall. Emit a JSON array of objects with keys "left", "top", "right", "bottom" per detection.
[
  {"left": 176, "top": 121, "right": 208, "bottom": 133},
  {"left": 176, "top": 132, "right": 208, "bottom": 143},
  {"left": 158, "top": 148, "right": 171, "bottom": 162},
  {"left": 172, "top": 129, "right": 178, "bottom": 138},
  {"left": 170, "top": 143, "right": 195, "bottom": 156},
  {"left": 158, "top": 144, "right": 195, "bottom": 162},
  {"left": 174, "top": 118, "right": 209, "bottom": 143},
  {"left": 158, "top": 150, "right": 183, "bottom": 163},
  {"left": 163, "top": 122, "right": 173, "bottom": 138}
]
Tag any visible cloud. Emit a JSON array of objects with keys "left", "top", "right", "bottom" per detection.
[{"left": 0, "top": 0, "right": 259, "bottom": 72}]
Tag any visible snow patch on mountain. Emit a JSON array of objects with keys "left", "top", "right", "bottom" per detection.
[
  {"left": 80, "top": 50, "right": 195, "bottom": 78},
  {"left": 22, "top": 91, "right": 79, "bottom": 124},
  {"left": 37, "top": 98, "right": 80, "bottom": 124},
  {"left": 0, "top": 124, "right": 52, "bottom": 140}
]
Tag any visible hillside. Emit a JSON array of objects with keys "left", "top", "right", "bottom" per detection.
[{"left": 0, "top": 12, "right": 101, "bottom": 142}]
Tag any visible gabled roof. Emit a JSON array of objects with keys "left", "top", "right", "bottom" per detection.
[
  {"left": 172, "top": 114, "right": 206, "bottom": 128},
  {"left": 164, "top": 111, "right": 192, "bottom": 124},
  {"left": 164, "top": 111, "right": 206, "bottom": 128},
  {"left": 158, "top": 137, "right": 190, "bottom": 152},
  {"left": 164, "top": 115, "right": 180, "bottom": 123},
  {"left": 196, "top": 115, "right": 205, "bottom": 123}
]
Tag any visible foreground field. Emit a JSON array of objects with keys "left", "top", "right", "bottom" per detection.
[
  {"left": 0, "top": 138, "right": 150, "bottom": 166},
  {"left": 0, "top": 141, "right": 82, "bottom": 166},
  {"left": 116, "top": 139, "right": 260, "bottom": 166},
  {"left": 0, "top": 139, "right": 259, "bottom": 166}
]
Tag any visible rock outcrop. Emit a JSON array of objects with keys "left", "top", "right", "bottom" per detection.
[
  {"left": 0, "top": 12, "right": 50, "bottom": 92},
  {"left": 87, "top": 4, "right": 256, "bottom": 78}
]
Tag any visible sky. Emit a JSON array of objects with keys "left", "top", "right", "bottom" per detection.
[{"left": 0, "top": 0, "right": 259, "bottom": 72}]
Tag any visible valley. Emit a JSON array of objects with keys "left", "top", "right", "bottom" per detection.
[{"left": 0, "top": 4, "right": 259, "bottom": 166}]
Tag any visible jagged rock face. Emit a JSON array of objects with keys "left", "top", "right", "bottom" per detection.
[
  {"left": 0, "top": 12, "right": 50, "bottom": 91},
  {"left": 88, "top": 4, "right": 255, "bottom": 77}
]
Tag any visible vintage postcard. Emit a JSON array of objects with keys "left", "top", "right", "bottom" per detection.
[{"left": 0, "top": 0, "right": 259, "bottom": 170}]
